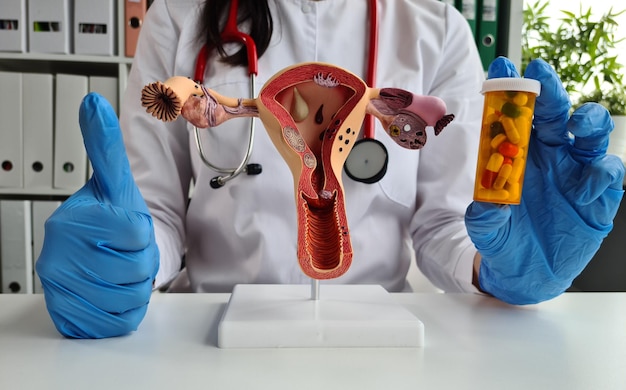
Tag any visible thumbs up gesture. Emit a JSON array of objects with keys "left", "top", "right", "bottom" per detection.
[{"left": 36, "top": 93, "right": 159, "bottom": 339}]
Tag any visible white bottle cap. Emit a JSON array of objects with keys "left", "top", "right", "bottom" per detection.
[{"left": 481, "top": 77, "right": 542, "bottom": 96}]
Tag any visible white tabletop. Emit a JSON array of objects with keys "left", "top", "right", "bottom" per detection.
[{"left": 1, "top": 291, "right": 625, "bottom": 390}]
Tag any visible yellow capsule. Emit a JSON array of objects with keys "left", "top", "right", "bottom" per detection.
[
  {"left": 513, "top": 93, "right": 529, "bottom": 106},
  {"left": 490, "top": 133, "right": 508, "bottom": 149},
  {"left": 501, "top": 117, "right": 521, "bottom": 144},
  {"left": 507, "top": 182, "right": 521, "bottom": 200},
  {"left": 485, "top": 113, "right": 500, "bottom": 124},
  {"left": 476, "top": 188, "right": 510, "bottom": 202},
  {"left": 493, "top": 163, "right": 513, "bottom": 190},
  {"left": 499, "top": 162, "right": 513, "bottom": 178},
  {"left": 507, "top": 157, "right": 525, "bottom": 185},
  {"left": 519, "top": 106, "right": 533, "bottom": 117},
  {"left": 486, "top": 152, "right": 505, "bottom": 172},
  {"left": 516, "top": 113, "right": 530, "bottom": 126},
  {"left": 493, "top": 176, "right": 507, "bottom": 191},
  {"left": 515, "top": 116, "right": 531, "bottom": 148}
]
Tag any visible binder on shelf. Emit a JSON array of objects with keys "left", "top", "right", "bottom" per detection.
[
  {"left": 23, "top": 73, "right": 54, "bottom": 190},
  {"left": 53, "top": 73, "right": 89, "bottom": 190},
  {"left": 1, "top": 200, "right": 33, "bottom": 294},
  {"left": 31, "top": 200, "right": 61, "bottom": 294},
  {"left": 459, "top": 0, "right": 478, "bottom": 38},
  {"left": 89, "top": 75, "right": 119, "bottom": 114},
  {"left": 0, "top": 0, "right": 27, "bottom": 52},
  {"left": 74, "top": 0, "right": 115, "bottom": 56},
  {"left": 495, "top": 0, "right": 519, "bottom": 71},
  {"left": 27, "top": 0, "right": 72, "bottom": 54},
  {"left": 124, "top": 0, "right": 148, "bottom": 57},
  {"left": 477, "top": 0, "right": 499, "bottom": 71},
  {"left": 0, "top": 72, "right": 24, "bottom": 189}
]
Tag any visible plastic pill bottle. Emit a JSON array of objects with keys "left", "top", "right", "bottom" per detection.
[{"left": 473, "top": 77, "right": 541, "bottom": 204}]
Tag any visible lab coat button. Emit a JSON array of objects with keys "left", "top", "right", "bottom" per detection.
[{"left": 301, "top": 3, "right": 312, "bottom": 13}]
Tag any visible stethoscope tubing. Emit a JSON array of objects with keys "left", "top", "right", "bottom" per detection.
[
  {"left": 364, "top": 0, "right": 379, "bottom": 140},
  {"left": 193, "top": 73, "right": 257, "bottom": 188},
  {"left": 193, "top": 0, "right": 259, "bottom": 188},
  {"left": 193, "top": 0, "right": 382, "bottom": 187}
]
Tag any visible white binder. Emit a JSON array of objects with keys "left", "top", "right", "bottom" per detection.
[
  {"left": 23, "top": 73, "right": 54, "bottom": 190},
  {"left": 53, "top": 73, "right": 89, "bottom": 190},
  {"left": 31, "top": 200, "right": 61, "bottom": 294},
  {"left": 0, "top": 0, "right": 27, "bottom": 52},
  {"left": 74, "top": 0, "right": 115, "bottom": 56},
  {"left": 27, "top": 0, "right": 72, "bottom": 54},
  {"left": 0, "top": 71, "right": 24, "bottom": 188},
  {"left": 0, "top": 200, "right": 33, "bottom": 294}
]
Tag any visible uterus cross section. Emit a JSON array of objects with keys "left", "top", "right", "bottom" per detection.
[{"left": 141, "top": 62, "right": 454, "bottom": 280}]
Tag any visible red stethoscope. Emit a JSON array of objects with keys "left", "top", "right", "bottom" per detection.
[{"left": 193, "top": 0, "right": 387, "bottom": 188}]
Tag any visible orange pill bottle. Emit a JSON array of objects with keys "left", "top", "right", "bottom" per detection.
[{"left": 473, "top": 78, "right": 541, "bottom": 204}]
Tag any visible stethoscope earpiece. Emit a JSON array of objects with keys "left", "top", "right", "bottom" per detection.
[
  {"left": 245, "top": 163, "right": 263, "bottom": 176},
  {"left": 210, "top": 177, "right": 226, "bottom": 189},
  {"left": 210, "top": 163, "right": 263, "bottom": 189},
  {"left": 344, "top": 138, "right": 389, "bottom": 184}
]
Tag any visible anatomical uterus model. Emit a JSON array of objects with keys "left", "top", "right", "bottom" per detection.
[{"left": 141, "top": 62, "right": 454, "bottom": 280}]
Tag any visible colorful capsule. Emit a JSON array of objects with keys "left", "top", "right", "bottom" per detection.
[
  {"left": 515, "top": 116, "right": 531, "bottom": 147},
  {"left": 490, "top": 133, "right": 507, "bottom": 149},
  {"left": 476, "top": 188, "right": 510, "bottom": 202},
  {"left": 481, "top": 170, "right": 498, "bottom": 189},
  {"left": 512, "top": 93, "right": 528, "bottom": 106},
  {"left": 501, "top": 117, "right": 521, "bottom": 144},
  {"left": 480, "top": 153, "right": 505, "bottom": 189},
  {"left": 493, "top": 163, "right": 513, "bottom": 190},
  {"left": 506, "top": 182, "right": 521, "bottom": 200},
  {"left": 486, "top": 152, "right": 504, "bottom": 172},
  {"left": 497, "top": 141, "right": 519, "bottom": 158},
  {"left": 507, "top": 157, "right": 525, "bottom": 185}
]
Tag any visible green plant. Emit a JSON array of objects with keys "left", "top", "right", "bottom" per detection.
[
  {"left": 576, "top": 89, "right": 626, "bottom": 116},
  {"left": 521, "top": 0, "right": 626, "bottom": 115}
]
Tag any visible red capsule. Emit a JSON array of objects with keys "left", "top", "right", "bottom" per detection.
[{"left": 481, "top": 169, "right": 499, "bottom": 189}]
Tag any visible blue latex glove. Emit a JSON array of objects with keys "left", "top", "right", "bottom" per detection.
[
  {"left": 36, "top": 93, "right": 159, "bottom": 338},
  {"left": 465, "top": 57, "right": 625, "bottom": 304}
]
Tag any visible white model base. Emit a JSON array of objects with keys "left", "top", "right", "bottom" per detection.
[{"left": 217, "top": 284, "right": 424, "bottom": 348}]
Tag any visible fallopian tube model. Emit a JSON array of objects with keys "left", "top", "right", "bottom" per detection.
[{"left": 141, "top": 62, "right": 454, "bottom": 280}]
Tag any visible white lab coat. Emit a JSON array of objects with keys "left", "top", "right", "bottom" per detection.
[{"left": 120, "top": 0, "right": 486, "bottom": 293}]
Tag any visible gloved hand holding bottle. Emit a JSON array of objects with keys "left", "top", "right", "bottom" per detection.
[
  {"left": 466, "top": 57, "right": 625, "bottom": 304},
  {"left": 36, "top": 93, "right": 159, "bottom": 338}
]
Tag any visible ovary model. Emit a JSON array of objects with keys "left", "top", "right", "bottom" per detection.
[{"left": 141, "top": 62, "right": 454, "bottom": 280}]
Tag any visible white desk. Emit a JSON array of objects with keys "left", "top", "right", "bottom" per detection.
[{"left": 1, "top": 292, "right": 625, "bottom": 390}]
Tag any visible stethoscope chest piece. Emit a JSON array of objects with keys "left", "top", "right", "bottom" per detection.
[{"left": 344, "top": 138, "right": 389, "bottom": 184}]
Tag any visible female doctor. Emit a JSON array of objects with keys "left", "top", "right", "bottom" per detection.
[{"left": 36, "top": 0, "right": 624, "bottom": 339}]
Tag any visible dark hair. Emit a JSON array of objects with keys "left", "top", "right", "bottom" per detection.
[{"left": 199, "top": 0, "right": 274, "bottom": 67}]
